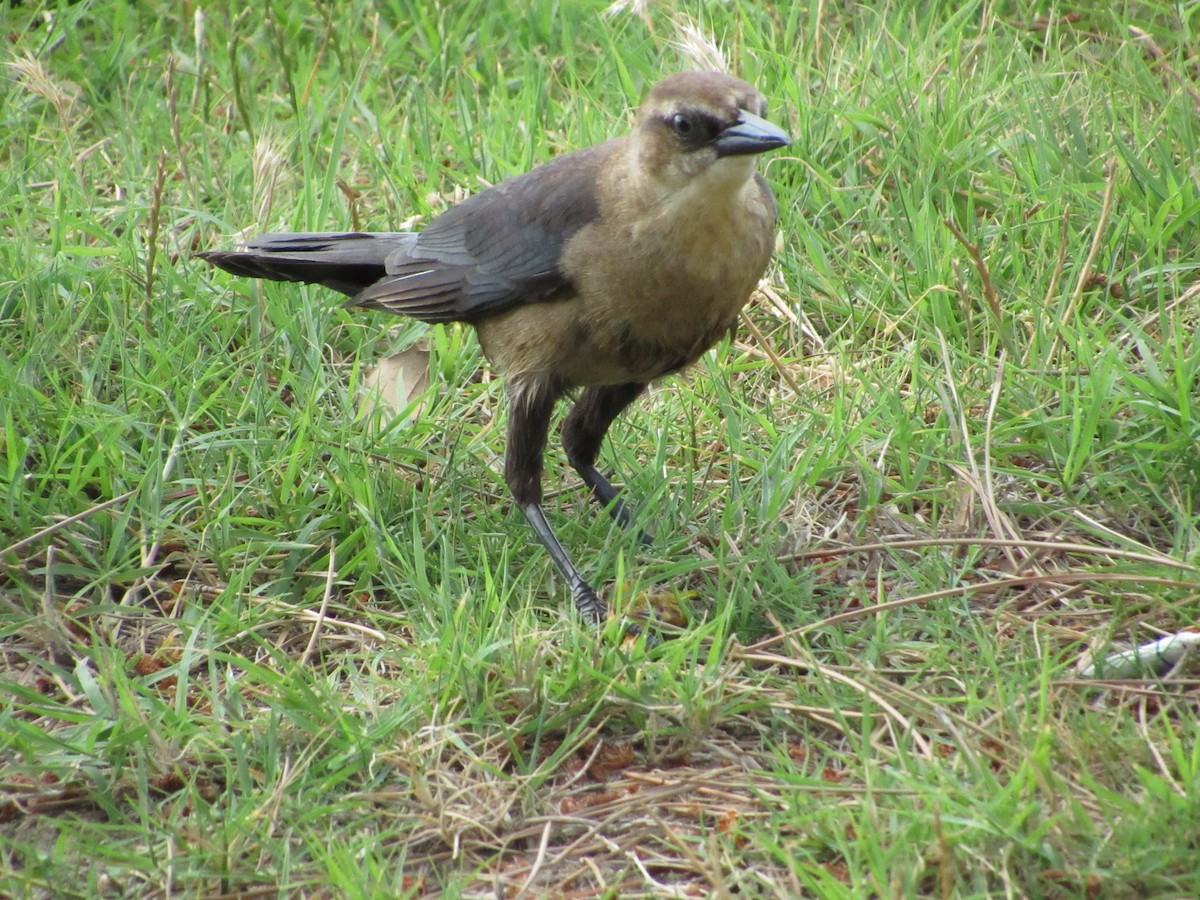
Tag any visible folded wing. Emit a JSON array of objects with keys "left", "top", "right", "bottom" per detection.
[{"left": 201, "top": 141, "right": 613, "bottom": 325}]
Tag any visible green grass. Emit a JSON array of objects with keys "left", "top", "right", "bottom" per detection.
[{"left": 2, "top": 0, "right": 1198, "bottom": 895}]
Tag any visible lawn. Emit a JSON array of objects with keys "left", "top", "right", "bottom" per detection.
[{"left": 2, "top": 0, "right": 1198, "bottom": 896}]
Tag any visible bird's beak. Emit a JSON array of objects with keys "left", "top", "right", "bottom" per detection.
[{"left": 713, "top": 110, "right": 791, "bottom": 158}]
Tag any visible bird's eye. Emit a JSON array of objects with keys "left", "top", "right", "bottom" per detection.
[{"left": 670, "top": 114, "right": 694, "bottom": 135}]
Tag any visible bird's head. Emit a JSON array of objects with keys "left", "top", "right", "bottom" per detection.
[{"left": 633, "top": 71, "right": 790, "bottom": 193}]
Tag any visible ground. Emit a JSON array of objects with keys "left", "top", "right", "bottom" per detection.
[{"left": 1, "top": 1, "right": 1198, "bottom": 896}]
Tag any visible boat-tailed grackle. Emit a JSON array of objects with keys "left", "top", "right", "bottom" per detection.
[{"left": 199, "top": 71, "right": 790, "bottom": 634}]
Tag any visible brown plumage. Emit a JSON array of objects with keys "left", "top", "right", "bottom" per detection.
[{"left": 198, "top": 71, "right": 789, "bottom": 634}]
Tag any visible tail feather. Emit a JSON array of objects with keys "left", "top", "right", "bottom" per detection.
[{"left": 198, "top": 232, "right": 416, "bottom": 298}]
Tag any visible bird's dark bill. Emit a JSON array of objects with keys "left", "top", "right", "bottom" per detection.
[{"left": 713, "top": 110, "right": 791, "bottom": 158}]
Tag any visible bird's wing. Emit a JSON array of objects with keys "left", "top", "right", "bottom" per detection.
[{"left": 350, "top": 141, "right": 616, "bottom": 323}]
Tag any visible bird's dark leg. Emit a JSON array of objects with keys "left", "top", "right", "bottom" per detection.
[
  {"left": 506, "top": 380, "right": 607, "bottom": 627},
  {"left": 561, "top": 382, "right": 650, "bottom": 543}
]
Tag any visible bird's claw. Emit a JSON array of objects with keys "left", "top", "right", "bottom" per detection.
[{"left": 572, "top": 584, "right": 608, "bottom": 628}]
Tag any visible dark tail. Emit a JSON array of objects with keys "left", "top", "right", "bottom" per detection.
[{"left": 197, "top": 232, "right": 416, "bottom": 298}]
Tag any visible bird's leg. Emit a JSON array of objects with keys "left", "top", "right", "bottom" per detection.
[
  {"left": 506, "top": 380, "right": 607, "bottom": 627},
  {"left": 519, "top": 503, "right": 606, "bottom": 627},
  {"left": 562, "top": 383, "right": 651, "bottom": 544}
]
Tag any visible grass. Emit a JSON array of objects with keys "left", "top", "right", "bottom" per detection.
[{"left": 2, "top": 0, "right": 1198, "bottom": 895}]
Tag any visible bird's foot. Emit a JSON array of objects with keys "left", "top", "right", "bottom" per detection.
[
  {"left": 571, "top": 583, "right": 608, "bottom": 628},
  {"left": 577, "top": 464, "right": 655, "bottom": 546},
  {"left": 600, "top": 495, "right": 654, "bottom": 546}
]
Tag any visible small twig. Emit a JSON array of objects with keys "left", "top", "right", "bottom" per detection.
[
  {"left": 944, "top": 217, "right": 1003, "bottom": 327},
  {"left": 746, "top": 571, "right": 1198, "bottom": 653},
  {"left": 1128, "top": 26, "right": 1200, "bottom": 112},
  {"left": 249, "top": 601, "right": 391, "bottom": 643},
  {"left": 513, "top": 820, "right": 553, "bottom": 900},
  {"left": 936, "top": 330, "right": 1022, "bottom": 565},
  {"left": 558, "top": 733, "right": 608, "bottom": 791},
  {"left": 944, "top": 217, "right": 1013, "bottom": 356},
  {"left": 118, "top": 422, "right": 190, "bottom": 616},
  {"left": 300, "top": 539, "right": 337, "bottom": 667},
  {"left": 780, "top": 535, "right": 1192, "bottom": 570},
  {"left": 1038, "top": 208, "right": 1072, "bottom": 329},
  {"left": 1115, "top": 279, "right": 1200, "bottom": 350},
  {"left": 740, "top": 307, "right": 804, "bottom": 396},
  {"left": 1050, "top": 163, "right": 1119, "bottom": 362},
  {"left": 982, "top": 348, "right": 1033, "bottom": 570},
  {"left": 2, "top": 488, "right": 138, "bottom": 559},
  {"left": 1137, "top": 701, "right": 1184, "bottom": 796},
  {"left": 739, "top": 644, "right": 934, "bottom": 758},
  {"left": 145, "top": 151, "right": 168, "bottom": 315},
  {"left": 813, "top": 0, "right": 826, "bottom": 62},
  {"left": 626, "top": 847, "right": 687, "bottom": 898},
  {"left": 652, "top": 810, "right": 728, "bottom": 899},
  {"left": 299, "top": 15, "right": 333, "bottom": 109}
]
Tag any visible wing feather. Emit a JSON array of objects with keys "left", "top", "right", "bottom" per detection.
[{"left": 350, "top": 140, "right": 616, "bottom": 321}]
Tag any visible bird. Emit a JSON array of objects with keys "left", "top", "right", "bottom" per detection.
[{"left": 198, "top": 71, "right": 790, "bottom": 636}]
